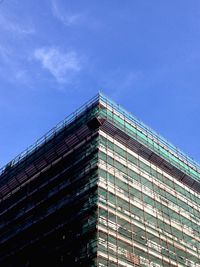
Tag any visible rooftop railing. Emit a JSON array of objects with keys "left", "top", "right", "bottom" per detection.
[
  {"left": 0, "top": 94, "right": 100, "bottom": 176},
  {"left": 99, "top": 93, "right": 200, "bottom": 174},
  {"left": 0, "top": 92, "right": 199, "bottom": 177}
]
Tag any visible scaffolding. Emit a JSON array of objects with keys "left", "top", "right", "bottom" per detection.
[
  {"left": 0, "top": 93, "right": 199, "bottom": 267},
  {"left": 1, "top": 93, "right": 200, "bottom": 181}
]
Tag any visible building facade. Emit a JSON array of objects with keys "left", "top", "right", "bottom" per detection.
[{"left": 0, "top": 94, "right": 199, "bottom": 266}]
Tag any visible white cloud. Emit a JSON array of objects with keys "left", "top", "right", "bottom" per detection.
[
  {"left": 0, "top": 45, "right": 11, "bottom": 62},
  {"left": 51, "top": 0, "right": 83, "bottom": 26},
  {"left": 34, "top": 47, "right": 82, "bottom": 83},
  {"left": 0, "top": 13, "right": 35, "bottom": 36},
  {"left": 102, "top": 69, "right": 143, "bottom": 90},
  {"left": 0, "top": 44, "right": 31, "bottom": 85},
  {"left": 97, "top": 69, "right": 144, "bottom": 100}
]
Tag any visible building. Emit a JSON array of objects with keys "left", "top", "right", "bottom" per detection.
[{"left": 0, "top": 93, "right": 199, "bottom": 267}]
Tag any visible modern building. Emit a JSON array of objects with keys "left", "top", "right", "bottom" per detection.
[{"left": 0, "top": 93, "right": 199, "bottom": 267}]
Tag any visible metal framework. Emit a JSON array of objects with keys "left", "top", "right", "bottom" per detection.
[{"left": 0, "top": 93, "right": 199, "bottom": 266}]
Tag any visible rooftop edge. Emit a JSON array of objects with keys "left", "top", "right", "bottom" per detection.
[{"left": 0, "top": 92, "right": 199, "bottom": 178}]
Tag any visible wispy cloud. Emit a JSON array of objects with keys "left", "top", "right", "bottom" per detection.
[
  {"left": 0, "top": 44, "right": 30, "bottom": 85},
  {"left": 0, "top": 13, "right": 35, "bottom": 36},
  {"left": 51, "top": 0, "right": 84, "bottom": 26},
  {"left": 96, "top": 69, "right": 144, "bottom": 100},
  {"left": 0, "top": 45, "right": 11, "bottom": 62},
  {"left": 102, "top": 69, "right": 143, "bottom": 89},
  {"left": 34, "top": 47, "right": 82, "bottom": 83}
]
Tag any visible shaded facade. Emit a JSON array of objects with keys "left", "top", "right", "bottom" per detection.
[{"left": 0, "top": 94, "right": 200, "bottom": 266}]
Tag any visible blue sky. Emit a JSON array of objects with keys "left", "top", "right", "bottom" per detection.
[{"left": 0, "top": 0, "right": 200, "bottom": 168}]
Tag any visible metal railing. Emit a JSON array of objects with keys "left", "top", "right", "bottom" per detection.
[
  {"left": 99, "top": 93, "right": 200, "bottom": 174},
  {"left": 0, "top": 94, "right": 100, "bottom": 176},
  {"left": 0, "top": 92, "right": 199, "bottom": 177}
]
